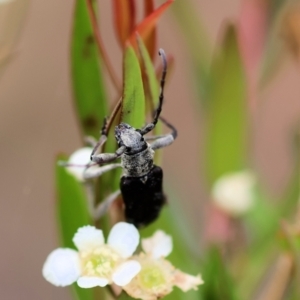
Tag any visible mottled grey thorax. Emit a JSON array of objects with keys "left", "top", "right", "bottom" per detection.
[{"left": 121, "top": 146, "right": 154, "bottom": 177}]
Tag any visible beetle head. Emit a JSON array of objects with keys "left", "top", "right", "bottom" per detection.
[{"left": 115, "top": 123, "right": 147, "bottom": 154}]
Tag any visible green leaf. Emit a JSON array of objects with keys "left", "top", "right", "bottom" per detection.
[
  {"left": 71, "top": 0, "right": 108, "bottom": 139},
  {"left": 56, "top": 155, "right": 92, "bottom": 247},
  {"left": 258, "top": 20, "right": 284, "bottom": 90},
  {"left": 205, "top": 24, "right": 248, "bottom": 185},
  {"left": 137, "top": 36, "right": 163, "bottom": 163},
  {"left": 199, "top": 247, "right": 238, "bottom": 300},
  {"left": 137, "top": 35, "right": 159, "bottom": 110},
  {"left": 279, "top": 129, "right": 300, "bottom": 216},
  {"left": 259, "top": 0, "right": 290, "bottom": 89},
  {"left": 171, "top": 0, "right": 211, "bottom": 104},
  {"left": 121, "top": 45, "right": 146, "bottom": 128},
  {"left": 118, "top": 291, "right": 135, "bottom": 300},
  {"left": 56, "top": 155, "right": 94, "bottom": 300},
  {"left": 100, "top": 46, "right": 147, "bottom": 199}
]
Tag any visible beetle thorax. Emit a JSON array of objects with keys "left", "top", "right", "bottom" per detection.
[{"left": 121, "top": 147, "right": 154, "bottom": 177}]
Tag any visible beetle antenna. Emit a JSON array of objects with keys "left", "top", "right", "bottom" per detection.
[
  {"left": 140, "top": 48, "right": 167, "bottom": 135},
  {"left": 90, "top": 117, "right": 109, "bottom": 158},
  {"left": 153, "top": 48, "right": 167, "bottom": 125}
]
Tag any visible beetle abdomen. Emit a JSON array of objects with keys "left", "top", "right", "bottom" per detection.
[{"left": 120, "top": 165, "right": 165, "bottom": 228}]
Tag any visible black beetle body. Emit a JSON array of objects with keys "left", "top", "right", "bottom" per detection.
[{"left": 121, "top": 165, "right": 165, "bottom": 227}]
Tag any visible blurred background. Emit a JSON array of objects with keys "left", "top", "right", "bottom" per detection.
[{"left": 1, "top": 0, "right": 300, "bottom": 299}]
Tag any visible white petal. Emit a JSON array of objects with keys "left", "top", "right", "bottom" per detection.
[
  {"left": 66, "top": 147, "right": 93, "bottom": 181},
  {"left": 142, "top": 230, "right": 173, "bottom": 259},
  {"left": 173, "top": 270, "right": 204, "bottom": 291},
  {"left": 77, "top": 276, "right": 109, "bottom": 288},
  {"left": 73, "top": 225, "right": 104, "bottom": 251},
  {"left": 42, "top": 248, "right": 81, "bottom": 287},
  {"left": 107, "top": 222, "right": 139, "bottom": 258},
  {"left": 112, "top": 260, "right": 141, "bottom": 286}
]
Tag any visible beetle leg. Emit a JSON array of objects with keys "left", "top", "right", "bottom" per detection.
[
  {"left": 83, "top": 163, "right": 122, "bottom": 220},
  {"left": 91, "top": 146, "right": 126, "bottom": 164},
  {"left": 149, "top": 116, "right": 177, "bottom": 150},
  {"left": 93, "top": 190, "right": 121, "bottom": 220},
  {"left": 83, "top": 163, "right": 122, "bottom": 179},
  {"left": 144, "top": 135, "right": 166, "bottom": 141}
]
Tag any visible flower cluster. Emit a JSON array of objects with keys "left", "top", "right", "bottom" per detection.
[
  {"left": 43, "top": 223, "right": 203, "bottom": 299},
  {"left": 123, "top": 230, "right": 203, "bottom": 300},
  {"left": 43, "top": 223, "right": 140, "bottom": 288}
]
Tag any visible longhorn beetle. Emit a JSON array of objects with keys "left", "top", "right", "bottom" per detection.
[{"left": 84, "top": 49, "right": 177, "bottom": 228}]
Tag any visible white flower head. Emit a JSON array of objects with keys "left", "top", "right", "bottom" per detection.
[
  {"left": 123, "top": 230, "right": 203, "bottom": 300},
  {"left": 212, "top": 170, "right": 256, "bottom": 216},
  {"left": 43, "top": 223, "right": 141, "bottom": 288},
  {"left": 65, "top": 147, "right": 93, "bottom": 181}
]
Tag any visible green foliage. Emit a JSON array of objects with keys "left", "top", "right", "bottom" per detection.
[
  {"left": 56, "top": 155, "right": 94, "bottom": 300},
  {"left": 122, "top": 45, "right": 146, "bottom": 128},
  {"left": 137, "top": 36, "right": 159, "bottom": 111},
  {"left": 54, "top": 1, "right": 300, "bottom": 300},
  {"left": 71, "top": 0, "right": 108, "bottom": 138},
  {"left": 56, "top": 155, "right": 92, "bottom": 248},
  {"left": 118, "top": 292, "right": 135, "bottom": 300},
  {"left": 199, "top": 247, "right": 238, "bottom": 300},
  {"left": 204, "top": 25, "right": 248, "bottom": 185},
  {"left": 137, "top": 36, "right": 163, "bottom": 163},
  {"left": 104, "top": 45, "right": 147, "bottom": 192},
  {"left": 171, "top": 0, "right": 211, "bottom": 103}
]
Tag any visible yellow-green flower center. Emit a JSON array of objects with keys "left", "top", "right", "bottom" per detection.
[
  {"left": 80, "top": 246, "right": 121, "bottom": 278},
  {"left": 139, "top": 265, "right": 166, "bottom": 289}
]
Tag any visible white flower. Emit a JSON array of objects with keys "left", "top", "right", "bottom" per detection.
[
  {"left": 65, "top": 147, "right": 93, "bottom": 181},
  {"left": 212, "top": 170, "right": 256, "bottom": 216},
  {"left": 123, "top": 230, "right": 203, "bottom": 300},
  {"left": 43, "top": 223, "right": 141, "bottom": 288}
]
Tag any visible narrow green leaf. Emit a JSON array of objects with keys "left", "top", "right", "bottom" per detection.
[
  {"left": 137, "top": 35, "right": 159, "bottom": 110},
  {"left": 71, "top": 0, "right": 108, "bottom": 138},
  {"left": 199, "top": 247, "right": 238, "bottom": 300},
  {"left": 118, "top": 291, "right": 135, "bottom": 300},
  {"left": 270, "top": 0, "right": 287, "bottom": 15},
  {"left": 171, "top": 0, "right": 211, "bottom": 104},
  {"left": 137, "top": 36, "right": 163, "bottom": 163},
  {"left": 100, "top": 46, "right": 147, "bottom": 200},
  {"left": 121, "top": 46, "right": 145, "bottom": 128},
  {"left": 259, "top": 0, "right": 290, "bottom": 89},
  {"left": 56, "top": 156, "right": 92, "bottom": 247},
  {"left": 205, "top": 24, "right": 248, "bottom": 185},
  {"left": 56, "top": 155, "right": 94, "bottom": 300},
  {"left": 258, "top": 20, "right": 284, "bottom": 90}
]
